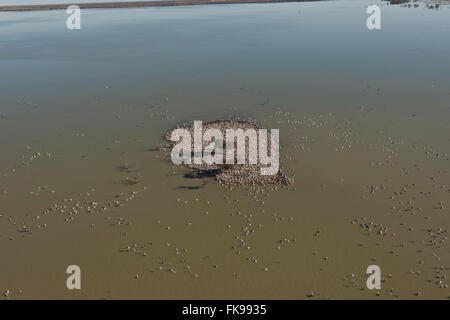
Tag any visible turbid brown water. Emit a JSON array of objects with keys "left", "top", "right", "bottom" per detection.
[{"left": 1, "top": 0, "right": 449, "bottom": 299}]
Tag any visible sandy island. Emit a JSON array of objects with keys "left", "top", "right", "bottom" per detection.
[{"left": 0, "top": 0, "right": 323, "bottom": 12}]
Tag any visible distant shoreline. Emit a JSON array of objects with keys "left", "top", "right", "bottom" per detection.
[{"left": 0, "top": 0, "right": 324, "bottom": 12}]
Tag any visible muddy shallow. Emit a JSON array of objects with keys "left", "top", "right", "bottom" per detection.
[{"left": 0, "top": 0, "right": 449, "bottom": 299}]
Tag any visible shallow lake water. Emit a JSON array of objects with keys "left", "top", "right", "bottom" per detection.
[{"left": 0, "top": 0, "right": 449, "bottom": 299}]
